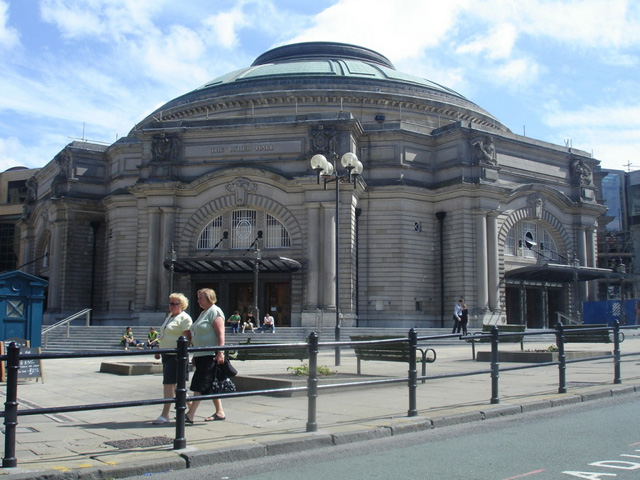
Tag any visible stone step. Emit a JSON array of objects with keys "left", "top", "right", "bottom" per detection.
[{"left": 40, "top": 325, "right": 466, "bottom": 353}]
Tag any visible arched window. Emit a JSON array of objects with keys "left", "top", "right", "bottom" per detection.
[
  {"left": 505, "top": 222, "right": 561, "bottom": 262},
  {"left": 265, "top": 214, "right": 291, "bottom": 248},
  {"left": 231, "top": 210, "right": 256, "bottom": 249},
  {"left": 197, "top": 215, "right": 223, "bottom": 250},
  {"left": 197, "top": 210, "right": 291, "bottom": 250}
]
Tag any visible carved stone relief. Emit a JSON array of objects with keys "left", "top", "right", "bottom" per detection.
[
  {"left": 152, "top": 133, "right": 180, "bottom": 163},
  {"left": 471, "top": 135, "right": 497, "bottom": 166},
  {"left": 226, "top": 177, "right": 258, "bottom": 206},
  {"left": 527, "top": 193, "right": 545, "bottom": 219},
  {"left": 571, "top": 158, "right": 593, "bottom": 187},
  {"left": 310, "top": 125, "right": 338, "bottom": 156}
]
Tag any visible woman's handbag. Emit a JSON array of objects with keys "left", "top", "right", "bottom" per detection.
[{"left": 202, "top": 358, "right": 237, "bottom": 394}]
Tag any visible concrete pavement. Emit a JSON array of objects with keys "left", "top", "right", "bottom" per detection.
[{"left": 1, "top": 334, "right": 640, "bottom": 480}]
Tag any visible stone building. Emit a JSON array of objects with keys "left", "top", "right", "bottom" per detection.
[{"left": 17, "top": 42, "right": 610, "bottom": 329}]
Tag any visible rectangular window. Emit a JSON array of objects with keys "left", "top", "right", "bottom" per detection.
[
  {"left": 504, "top": 228, "right": 516, "bottom": 256},
  {"left": 0, "top": 223, "right": 17, "bottom": 271},
  {"left": 6, "top": 180, "right": 27, "bottom": 204}
]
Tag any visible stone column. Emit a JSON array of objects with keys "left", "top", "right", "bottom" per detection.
[
  {"left": 49, "top": 219, "right": 65, "bottom": 311},
  {"left": 475, "top": 211, "right": 488, "bottom": 312},
  {"left": 160, "top": 208, "right": 176, "bottom": 302},
  {"left": 576, "top": 226, "right": 588, "bottom": 313},
  {"left": 306, "top": 205, "right": 320, "bottom": 309},
  {"left": 487, "top": 213, "right": 499, "bottom": 311},
  {"left": 586, "top": 226, "right": 597, "bottom": 300},
  {"left": 322, "top": 202, "right": 336, "bottom": 308},
  {"left": 145, "top": 209, "right": 160, "bottom": 309}
]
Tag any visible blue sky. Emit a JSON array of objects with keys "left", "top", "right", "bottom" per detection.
[{"left": 0, "top": 0, "right": 638, "bottom": 172}]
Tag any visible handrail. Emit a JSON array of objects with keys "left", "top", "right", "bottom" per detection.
[
  {"left": 556, "top": 311, "right": 579, "bottom": 326},
  {"left": 42, "top": 308, "right": 91, "bottom": 347}
]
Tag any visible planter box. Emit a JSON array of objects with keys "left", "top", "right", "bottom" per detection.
[{"left": 475, "top": 351, "right": 611, "bottom": 363}]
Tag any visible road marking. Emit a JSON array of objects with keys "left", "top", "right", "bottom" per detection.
[{"left": 502, "top": 469, "right": 546, "bottom": 479}]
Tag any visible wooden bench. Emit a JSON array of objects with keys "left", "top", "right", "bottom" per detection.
[
  {"left": 349, "top": 335, "right": 436, "bottom": 377},
  {"left": 230, "top": 338, "right": 309, "bottom": 362},
  {"left": 466, "top": 324, "right": 526, "bottom": 360},
  {"left": 562, "top": 324, "right": 624, "bottom": 344}
]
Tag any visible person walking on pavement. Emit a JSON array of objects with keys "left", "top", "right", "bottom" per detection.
[
  {"left": 186, "top": 288, "right": 227, "bottom": 423},
  {"left": 459, "top": 302, "right": 469, "bottom": 335},
  {"left": 153, "top": 293, "right": 193, "bottom": 424},
  {"left": 452, "top": 299, "right": 463, "bottom": 334}
]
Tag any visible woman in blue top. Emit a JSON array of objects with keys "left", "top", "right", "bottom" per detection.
[{"left": 185, "top": 288, "right": 227, "bottom": 423}]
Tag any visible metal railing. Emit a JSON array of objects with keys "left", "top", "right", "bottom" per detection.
[
  {"left": 42, "top": 308, "right": 92, "bottom": 347},
  {"left": 556, "top": 311, "right": 579, "bottom": 325},
  {"left": 1, "top": 322, "right": 639, "bottom": 468}
]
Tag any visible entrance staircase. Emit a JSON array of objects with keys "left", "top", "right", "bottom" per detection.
[{"left": 40, "top": 325, "right": 461, "bottom": 353}]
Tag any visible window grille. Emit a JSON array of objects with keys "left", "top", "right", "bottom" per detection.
[
  {"left": 505, "top": 228, "right": 516, "bottom": 256},
  {"left": 197, "top": 216, "right": 223, "bottom": 249},
  {"left": 265, "top": 214, "right": 291, "bottom": 248},
  {"left": 197, "top": 210, "right": 292, "bottom": 251},
  {"left": 522, "top": 221, "right": 536, "bottom": 258},
  {"left": 231, "top": 210, "right": 256, "bottom": 249}
]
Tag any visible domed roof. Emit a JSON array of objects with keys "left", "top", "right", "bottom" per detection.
[
  {"left": 196, "top": 42, "right": 464, "bottom": 99},
  {"left": 139, "top": 42, "right": 506, "bottom": 131}
]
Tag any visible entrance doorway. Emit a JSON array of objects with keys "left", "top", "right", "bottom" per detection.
[
  {"left": 230, "top": 282, "right": 254, "bottom": 322},
  {"left": 266, "top": 282, "right": 291, "bottom": 327}
]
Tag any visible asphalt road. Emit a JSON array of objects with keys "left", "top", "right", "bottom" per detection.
[{"left": 131, "top": 394, "right": 640, "bottom": 480}]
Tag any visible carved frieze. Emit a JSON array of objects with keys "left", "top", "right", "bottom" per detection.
[
  {"left": 226, "top": 177, "right": 258, "bottom": 206},
  {"left": 152, "top": 133, "right": 180, "bottom": 163},
  {"left": 310, "top": 125, "right": 338, "bottom": 156}
]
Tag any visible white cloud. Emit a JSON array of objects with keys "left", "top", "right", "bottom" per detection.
[
  {"left": 0, "top": 0, "right": 19, "bottom": 50},
  {"left": 287, "top": 0, "right": 472, "bottom": 62},
  {"left": 456, "top": 23, "right": 517, "bottom": 60},
  {"left": 39, "top": 0, "right": 164, "bottom": 42},
  {"left": 203, "top": 8, "right": 248, "bottom": 49},
  {"left": 543, "top": 102, "right": 640, "bottom": 169},
  {"left": 502, "top": 0, "right": 640, "bottom": 50}
]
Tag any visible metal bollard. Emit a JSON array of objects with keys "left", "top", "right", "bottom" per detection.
[
  {"left": 613, "top": 320, "right": 621, "bottom": 384},
  {"left": 2, "top": 342, "right": 19, "bottom": 468},
  {"left": 173, "top": 336, "right": 189, "bottom": 450},
  {"left": 490, "top": 326, "right": 500, "bottom": 404},
  {"left": 306, "top": 332, "right": 319, "bottom": 432},
  {"left": 408, "top": 328, "right": 418, "bottom": 416},
  {"left": 555, "top": 322, "right": 567, "bottom": 393}
]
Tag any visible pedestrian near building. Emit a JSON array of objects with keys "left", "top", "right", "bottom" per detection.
[
  {"left": 460, "top": 302, "right": 469, "bottom": 335},
  {"left": 186, "top": 288, "right": 227, "bottom": 423},
  {"left": 228, "top": 311, "right": 242, "bottom": 333},
  {"left": 152, "top": 293, "right": 193, "bottom": 424},
  {"left": 452, "top": 299, "right": 463, "bottom": 334}
]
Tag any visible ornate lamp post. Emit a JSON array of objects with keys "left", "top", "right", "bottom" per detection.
[
  {"left": 253, "top": 244, "right": 262, "bottom": 327},
  {"left": 310, "top": 151, "right": 364, "bottom": 366},
  {"left": 168, "top": 243, "right": 177, "bottom": 294}
]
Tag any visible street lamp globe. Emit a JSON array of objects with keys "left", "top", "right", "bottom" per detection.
[
  {"left": 310, "top": 154, "right": 329, "bottom": 172},
  {"left": 340, "top": 152, "right": 358, "bottom": 169}
]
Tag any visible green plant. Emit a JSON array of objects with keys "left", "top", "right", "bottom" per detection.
[{"left": 287, "top": 364, "right": 336, "bottom": 376}]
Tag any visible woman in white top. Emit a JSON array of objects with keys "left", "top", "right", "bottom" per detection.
[
  {"left": 152, "top": 293, "right": 192, "bottom": 424},
  {"left": 185, "top": 288, "right": 227, "bottom": 422}
]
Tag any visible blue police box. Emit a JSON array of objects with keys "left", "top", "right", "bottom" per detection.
[{"left": 0, "top": 271, "right": 48, "bottom": 348}]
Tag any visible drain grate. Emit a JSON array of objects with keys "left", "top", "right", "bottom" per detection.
[
  {"left": 566, "top": 381, "right": 603, "bottom": 387},
  {"left": 105, "top": 436, "right": 172, "bottom": 449}
]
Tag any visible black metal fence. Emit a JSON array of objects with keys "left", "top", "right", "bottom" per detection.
[{"left": 1, "top": 321, "right": 639, "bottom": 468}]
